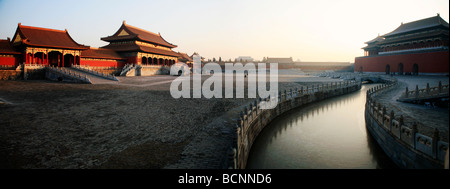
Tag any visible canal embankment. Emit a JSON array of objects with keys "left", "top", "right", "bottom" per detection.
[{"left": 230, "top": 80, "right": 362, "bottom": 169}]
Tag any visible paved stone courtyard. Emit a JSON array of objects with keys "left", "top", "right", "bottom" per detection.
[
  {"left": 0, "top": 70, "right": 330, "bottom": 169},
  {"left": 1, "top": 71, "right": 447, "bottom": 169}
]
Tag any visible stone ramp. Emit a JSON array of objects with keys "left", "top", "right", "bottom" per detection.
[
  {"left": 64, "top": 67, "right": 119, "bottom": 84},
  {"left": 397, "top": 82, "right": 449, "bottom": 103},
  {"left": 373, "top": 76, "right": 449, "bottom": 142}
]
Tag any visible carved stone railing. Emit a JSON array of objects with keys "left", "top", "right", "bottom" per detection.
[
  {"left": 398, "top": 81, "right": 449, "bottom": 103},
  {"left": 46, "top": 66, "right": 91, "bottom": 84},
  {"left": 120, "top": 64, "right": 134, "bottom": 76},
  {"left": 366, "top": 81, "right": 448, "bottom": 168},
  {"left": 229, "top": 80, "right": 362, "bottom": 169}
]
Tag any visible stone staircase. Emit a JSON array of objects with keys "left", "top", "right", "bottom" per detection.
[
  {"left": 64, "top": 67, "right": 119, "bottom": 84},
  {"left": 70, "top": 65, "right": 119, "bottom": 81},
  {"left": 120, "top": 64, "right": 135, "bottom": 76},
  {"left": 46, "top": 66, "right": 91, "bottom": 83}
]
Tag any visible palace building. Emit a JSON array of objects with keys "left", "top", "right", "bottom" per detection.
[
  {"left": 355, "top": 14, "right": 449, "bottom": 75},
  {"left": 0, "top": 21, "right": 190, "bottom": 77},
  {"left": 101, "top": 21, "right": 180, "bottom": 66},
  {"left": 9, "top": 23, "right": 89, "bottom": 67}
]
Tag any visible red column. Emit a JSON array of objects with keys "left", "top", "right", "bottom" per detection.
[
  {"left": 62, "top": 54, "right": 65, "bottom": 67},
  {"left": 42, "top": 53, "right": 44, "bottom": 65},
  {"left": 32, "top": 53, "right": 35, "bottom": 64},
  {"left": 58, "top": 54, "right": 61, "bottom": 67}
]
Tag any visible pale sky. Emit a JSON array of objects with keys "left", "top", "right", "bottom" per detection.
[{"left": 0, "top": 0, "right": 448, "bottom": 62}]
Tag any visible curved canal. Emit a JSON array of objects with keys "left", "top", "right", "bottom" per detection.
[{"left": 246, "top": 84, "right": 398, "bottom": 169}]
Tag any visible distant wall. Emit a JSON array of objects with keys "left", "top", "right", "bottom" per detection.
[
  {"left": 140, "top": 65, "right": 169, "bottom": 76},
  {"left": 125, "top": 65, "right": 169, "bottom": 76},
  {"left": 276, "top": 62, "right": 353, "bottom": 71}
]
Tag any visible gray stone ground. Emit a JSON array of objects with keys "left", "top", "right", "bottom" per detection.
[
  {"left": 371, "top": 75, "right": 449, "bottom": 142},
  {"left": 2, "top": 70, "right": 445, "bottom": 169},
  {"left": 0, "top": 70, "right": 337, "bottom": 169}
]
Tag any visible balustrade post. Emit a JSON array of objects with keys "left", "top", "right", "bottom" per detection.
[
  {"left": 243, "top": 106, "right": 248, "bottom": 127},
  {"left": 248, "top": 104, "right": 253, "bottom": 121},
  {"left": 278, "top": 91, "right": 282, "bottom": 102},
  {"left": 389, "top": 110, "right": 394, "bottom": 131},
  {"left": 438, "top": 81, "right": 442, "bottom": 93},
  {"left": 405, "top": 87, "right": 409, "bottom": 98},
  {"left": 432, "top": 128, "right": 439, "bottom": 159},
  {"left": 398, "top": 115, "right": 404, "bottom": 140},
  {"left": 253, "top": 100, "right": 257, "bottom": 115},
  {"left": 415, "top": 85, "right": 419, "bottom": 98},
  {"left": 426, "top": 83, "right": 430, "bottom": 95},
  {"left": 411, "top": 122, "right": 417, "bottom": 148},
  {"left": 399, "top": 115, "right": 404, "bottom": 126}
]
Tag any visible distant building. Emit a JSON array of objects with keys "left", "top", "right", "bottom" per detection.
[
  {"left": 355, "top": 14, "right": 449, "bottom": 75},
  {"left": 235, "top": 56, "right": 253, "bottom": 62},
  {"left": 265, "top": 57, "right": 293, "bottom": 63},
  {"left": 190, "top": 52, "right": 205, "bottom": 62},
  {"left": 177, "top": 52, "right": 193, "bottom": 67}
]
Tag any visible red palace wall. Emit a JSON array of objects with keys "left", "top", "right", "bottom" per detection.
[
  {"left": 355, "top": 51, "right": 449, "bottom": 74},
  {"left": 0, "top": 56, "right": 20, "bottom": 67},
  {"left": 80, "top": 59, "right": 125, "bottom": 68},
  {"left": 1, "top": 56, "right": 126, "bottom": 68}
]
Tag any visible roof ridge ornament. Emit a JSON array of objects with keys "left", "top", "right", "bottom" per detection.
[{"left": 437, "top": 13, "right": 441, "bottom": 24}]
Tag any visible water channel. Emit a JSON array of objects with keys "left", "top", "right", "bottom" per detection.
[{"left": 246, "top": 84, "right": 398, "bottom": 169}]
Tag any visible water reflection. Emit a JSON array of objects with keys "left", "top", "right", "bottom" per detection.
[{"left": 247, "top": 84, "right": 398, "bottom": 169}]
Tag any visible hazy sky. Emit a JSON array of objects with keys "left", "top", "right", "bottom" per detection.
[{"left": 0, "top": 0, "right": 448, "bottom": 62}]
